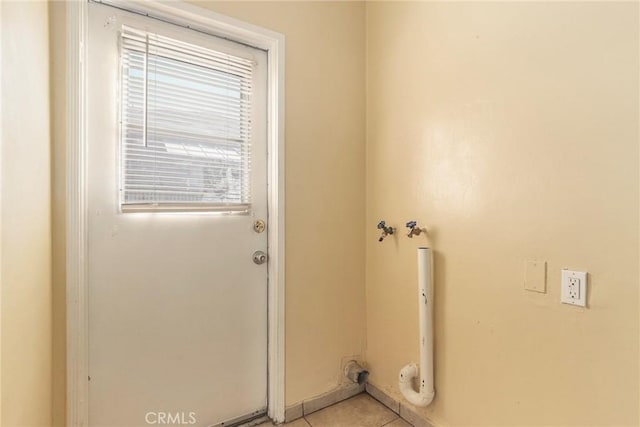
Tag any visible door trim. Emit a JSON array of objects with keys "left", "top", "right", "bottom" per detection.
[{"left": 66, "top": 1, "right": 286, "bottom": 425}]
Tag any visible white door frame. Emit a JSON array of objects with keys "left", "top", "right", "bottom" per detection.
[{"left": 66, "top": 1, "right": 285, "bottom": 425}]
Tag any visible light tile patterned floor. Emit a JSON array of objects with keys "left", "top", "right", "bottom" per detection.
[{"left": 259, "top": 394, "right": 412, "bottom": 427}]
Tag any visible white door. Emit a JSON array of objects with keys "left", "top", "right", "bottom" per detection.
[{"left": 87, "top": 3, "right": 268, "bottom": 426}]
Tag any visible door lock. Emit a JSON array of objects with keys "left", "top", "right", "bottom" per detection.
[
  {"left": 252, "top": 251, "right": 268, "bottom": 265},
  {"left": 253, "top": 220, "right": 266, "bottom": 234}
]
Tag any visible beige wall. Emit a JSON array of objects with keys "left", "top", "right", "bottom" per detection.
[
  {"left": 366, "top": 2, "right": 639, "bottom": 426},
  {"left": 1, "top": 1, "right": 53, "bottom": 426},
  {"left": 50, "top": 1, "right": 367, "bottom": 422}
]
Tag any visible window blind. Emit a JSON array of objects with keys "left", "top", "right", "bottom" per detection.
[{"left": 120, "top": 26, "right": 254, "bottom": 212}]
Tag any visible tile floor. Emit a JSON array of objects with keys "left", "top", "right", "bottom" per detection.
[{"left": 259, "top": 394, "right": 412, "bottom": 427}]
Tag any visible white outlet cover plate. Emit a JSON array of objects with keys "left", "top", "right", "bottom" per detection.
[{"left": 561, "top": 269, "right": 587, "bottom": 307}]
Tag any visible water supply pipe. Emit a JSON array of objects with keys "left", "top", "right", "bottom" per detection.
[{"left": 399, "top": 247, "right": 435, "bottom": 407}]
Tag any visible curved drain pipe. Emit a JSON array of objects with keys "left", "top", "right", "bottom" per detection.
[{"left": 399, "top": 247, "right": 435, "bottom": 407}]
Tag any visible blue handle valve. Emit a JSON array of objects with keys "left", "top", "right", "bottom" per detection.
[
  {"left": 406, "top": 220, "right": 422, "bottom": 238},
  {"left": 377, "top": 220, "right": 395, "bottom": 242}
]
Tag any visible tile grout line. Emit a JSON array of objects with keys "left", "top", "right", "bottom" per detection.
[
  {"left": 379, "top": 414, "right": 402, "bottom": 427},
  {"left": 303, "top": 393, "right": 405, "bottom": 427}
]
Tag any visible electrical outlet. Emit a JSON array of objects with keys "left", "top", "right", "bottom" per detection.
[
  {"left": 568, "top": 277, "right": 580, "bottom": 299},
  {"left": 561, "top": 270, "right": 587, "bottom": 307}
]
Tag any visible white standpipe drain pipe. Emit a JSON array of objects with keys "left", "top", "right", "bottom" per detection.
[{"left": 399, "top": 247, "right": 435, "bottom": 407}]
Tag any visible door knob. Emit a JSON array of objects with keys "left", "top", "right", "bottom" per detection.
[{"left": 252, "top": 251, "right": 268, "bottom": 265}]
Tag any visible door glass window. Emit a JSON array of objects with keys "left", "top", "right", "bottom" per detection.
[{"left": 120, "top": 26, "right": 254, "bottom": 212}]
